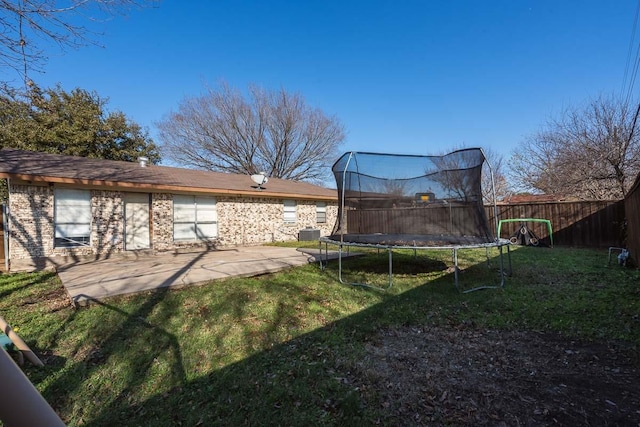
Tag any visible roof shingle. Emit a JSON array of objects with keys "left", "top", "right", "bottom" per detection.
[{"left": 0, "top": 148, "right": 337, "bottom": 200}]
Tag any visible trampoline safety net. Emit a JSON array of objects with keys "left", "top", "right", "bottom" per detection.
[{"left": 329, "top": 148, "right": 495, "bottom": 247}]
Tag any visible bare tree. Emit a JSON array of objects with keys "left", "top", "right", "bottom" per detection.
[
  {"left": 429, "top": 149, "right": 481, "bottom": 201},
  {"left": 157, "top": 82, "right": 346, "bottom": 183},
  {"left": 481, "top": 147, "right": 509, "bottom": 204},
  {"left": 430, "top": 146, "right": 509, "bottom": 204},
  {"left": 509, "top": 95, "right": 640, "bottom": 200},
  {"left": 0, "top": 0, "right": 156, "bottom": 85}
]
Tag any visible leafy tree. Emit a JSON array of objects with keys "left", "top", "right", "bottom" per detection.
[
  {"left": 0, "top": 0, "right": 157, "bottom": 84},
  {"left": 157, "top": 82, "right": 346, "bottom": 183},
  {"left": 509, "top": 95, "right": 640, "bottom": 200},
  {"left": 0, "top": 84, "right": 160, "bottom": 163}
]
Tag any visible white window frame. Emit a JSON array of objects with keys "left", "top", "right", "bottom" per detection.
[
  {"left": 54, "top": 188, "right": 91, "bottom": 248},
  {"left": 173, "top": 195, "right": 218, "bottom": 241},
  {"left": 284, "top": 200, "right": 297, "bottom": 224},
  {"left": 316, "top": 202, "right": 327, "bottom": 224}
]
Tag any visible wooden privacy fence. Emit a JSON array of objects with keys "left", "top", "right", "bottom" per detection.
[
  {"left": 342, "top": 200, "right": 627, "bottom": 248},
  {"left": 487, "top": 200, "right": 626, "bottom": 248},
  {"left": 347, "top": 205, "right": 488, "bottom": 237},
  {"left": 625, "top": 175, "right": 640, "bottom": 265}
]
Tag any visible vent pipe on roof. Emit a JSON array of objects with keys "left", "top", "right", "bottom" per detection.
[{"left": 137, "top": 157, "right": 149, "bottom": 167}]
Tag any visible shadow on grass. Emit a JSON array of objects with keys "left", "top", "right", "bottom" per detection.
[
  {"left": 73, "top": 253, "right": 481, "bottom": 426},
  {"left": 322, "top": 247, "right": 511, "bottom": 293},
  {"left": 30, "top": 251, "right": 223, "bottom": 423},
  {"left": 0, "top": 271, "right": 58, "bottom": 300},
  {"left": 33, "top": 247, "right": 634, "bottom": 426},
  {"left": 31, "top": 288, "right": 188, "bottom": 422}
]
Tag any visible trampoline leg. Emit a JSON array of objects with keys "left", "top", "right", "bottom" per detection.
[
  {"left": 388, "top": 248, "right": 393, "bottom": 289},
  {"left": 319, "top": 240, "right": 332, "bottom": 271},
  {"left": 495, "top": 244, "right": 511, "bottom": 287},
  {"left": 485, "top": 246, "right": 511, "bottom": 277},
  {"left": 325, "top": 241, "right": 329, "bottom": 269},
  {"left": 333, "top": 243, "right": 394, "bottom": 291},
  {"left": 338, "top": 244, "right": 344, "bottom": 283},
  {"left": 453, "top": 248, "right": 459, "bottom": 290},
  {"left": 318, "top": 240, "right": 325, "bottom": 270},
  {"left": 459, "top": 244, "right": 512, "bottom": 293},
  {"left": 498, "top": 245, "right": 505, "bottom": 288}
]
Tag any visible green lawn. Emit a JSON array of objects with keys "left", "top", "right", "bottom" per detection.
[{"left": 0, "top": 245, "right": 638, "bottom": 426}]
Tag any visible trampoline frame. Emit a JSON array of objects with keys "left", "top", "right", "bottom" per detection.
[{"left": 318, "top": 237, "right": 512, "bottom": 292}]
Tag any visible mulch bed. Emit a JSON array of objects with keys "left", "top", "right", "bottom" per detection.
[{"left": 348, "top": 325, "right": 640, "bottom": 426}]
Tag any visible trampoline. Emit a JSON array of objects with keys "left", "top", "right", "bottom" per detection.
[{"left": 319, "top": 148, "right": 511, "bottom": 292}]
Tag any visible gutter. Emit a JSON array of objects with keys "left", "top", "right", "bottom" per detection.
[{"left": 0, "top": 173, "right": 338, "bottom": 202}]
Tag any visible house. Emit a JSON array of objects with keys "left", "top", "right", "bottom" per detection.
[{"left": 0, "top": 148, "right": 338, "bottom": 271}]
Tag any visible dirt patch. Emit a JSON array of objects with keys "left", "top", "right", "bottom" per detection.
[
  {"left": 19, "top": 285, "right": 71, "bottom": 313},
  {"left": 349, "top": 326, "right": 640, "bottom": 426},
  {"left": 39, "top": 286, "right": 72, "bottom": 312}
]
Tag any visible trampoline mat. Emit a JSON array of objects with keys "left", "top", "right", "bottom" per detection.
[{"left": 326, "top": 233, "right": 494, "bottom": 247}]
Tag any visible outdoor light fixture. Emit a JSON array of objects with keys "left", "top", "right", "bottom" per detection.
[{"left": 250, "top": 172, "right": 268, "bottom": 190}]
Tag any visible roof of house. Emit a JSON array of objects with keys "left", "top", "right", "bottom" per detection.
[
  {"left": 500, "top": 194, "right": 557, "bottom": 204},
  {"left": 499, "top": 194, "right": 576, "bottom": 204},
  {"left": 0, "top": 148, "right": 337, "bottom": 201}
]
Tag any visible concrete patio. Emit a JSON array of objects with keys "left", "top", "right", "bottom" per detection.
[{"left": 57, "top": 246, "right": 344, "bottom": 305}]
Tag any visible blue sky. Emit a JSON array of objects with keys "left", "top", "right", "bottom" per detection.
[{"left": 6, "top": 0, "right": 637, "bottom": 163}]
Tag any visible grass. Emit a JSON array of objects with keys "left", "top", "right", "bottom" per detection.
[{"left": 0, "top": 244, "right": 638, "bottom": 426}]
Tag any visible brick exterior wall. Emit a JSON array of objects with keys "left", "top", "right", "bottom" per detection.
[
  {"left": 213, "top": 197, "right": 337, "bottom": 246},
  {"left": 7, "top": 185, "right": 130, "bottom": 270},
  {"left": 7, "top": 182, "right": 337, "bottom": 271},
  {"left": 91, "top": 190, "right": 125, "bottom": 257},
  {"left": 150, "top": 193, "right": 174, "bottom": 252},
  {"left": 7, "top": 183, "right": 54, "bottom": 263}
]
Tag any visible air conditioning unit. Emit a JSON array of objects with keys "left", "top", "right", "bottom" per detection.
[{"left": 298, "top": 228, "right": 320, "bottom": 241}]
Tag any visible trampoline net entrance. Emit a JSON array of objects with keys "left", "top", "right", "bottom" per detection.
[{"left": 330, "top": 148, "right": 495, "bottom": 246}]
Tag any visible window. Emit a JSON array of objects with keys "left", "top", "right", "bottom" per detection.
[
  {"left": 316, "top": 202, "right": 327, "bottom": 224},
  {"left": 283, "top": 200, "right": 296, "bottom": 224},
  {"left": 54, "top": 188, "right": 91, "bottom": 247},
  {"left": 173, "top": 195, "right": 218, "bottom": 241}
]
